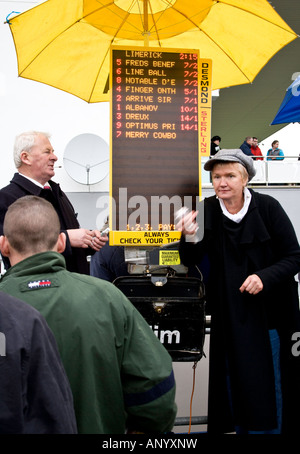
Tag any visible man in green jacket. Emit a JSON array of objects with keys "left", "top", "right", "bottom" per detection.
[{"left": 0, "top": 196, "right": 177, "bottom": 434}]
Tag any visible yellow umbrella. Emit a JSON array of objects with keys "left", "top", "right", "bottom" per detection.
[{"left": 7, "top": 0, "right": 297, "bottom": 102}]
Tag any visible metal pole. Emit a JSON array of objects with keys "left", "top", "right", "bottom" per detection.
[
  {"left": 174, "top": 416, "right": 208, "bottom": 426},
  {"left": 143, "top": 0, "right": 149, "bottom": 47}
]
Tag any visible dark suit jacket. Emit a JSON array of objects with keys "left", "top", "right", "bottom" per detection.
[{"left": 0, "top": 173, "right": 91, "bottom": 274}]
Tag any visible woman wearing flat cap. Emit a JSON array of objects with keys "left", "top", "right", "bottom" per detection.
[{"left": 177, "top": 149, "right": 300, "bottom": 434}]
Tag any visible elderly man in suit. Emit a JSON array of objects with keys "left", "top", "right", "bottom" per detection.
[{"left": 0, "top": 131, "right": 108, "bottom": 273}]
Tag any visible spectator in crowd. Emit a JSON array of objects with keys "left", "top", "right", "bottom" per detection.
[
  {"left": 0, "top": 131, "right": 108, "bottom": 273},
  {"left": 210, "top": 135, "right": 221, "bottom": 156},
  {"left": 251, "top": 137, "right": 264, "bottom": 160},
  {"left": 239, "top": 136, "right": 253, "bottom": 156},
  {"left": 0, "top": 291, "right": 77, "bottom": 434},
  {"left": 90, "top": 241, "right": 129, "bottom": 282},
  {"left": 90, "top": 216, "right": 128, "bottom": 282},
  {"left": 0, "top": 196, "right": 177, "bottom": 434},
  {"left": 267, "top": 140, "right": 284, "bottom": 160}
]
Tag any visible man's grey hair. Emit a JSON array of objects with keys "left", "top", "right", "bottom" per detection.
[{"left": 13, "top": 131, "right": 51, "bottom": 168}]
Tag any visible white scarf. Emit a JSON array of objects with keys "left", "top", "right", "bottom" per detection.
[{"left": 218, "top": 187, "right": 252, "bottom": 223}]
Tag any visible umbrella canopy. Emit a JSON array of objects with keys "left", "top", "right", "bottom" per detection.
[
  {"left": 7, "top": 0, "right": 298, "bottom": 103},
  {"left": 271, "top": 75, "right": 300, "bottom": 125}
]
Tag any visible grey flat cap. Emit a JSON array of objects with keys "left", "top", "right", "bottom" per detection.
[{"left": 204, "top": 149, "right": 256, "bottom": 181}]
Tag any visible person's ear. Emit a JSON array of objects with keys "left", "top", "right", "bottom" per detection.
[
  {"left": 0, "top": 235, "right": 11, "bottom": 257},
  {"left": 56, "top": 232, "right": 66, "bottom": 253},
  {"left": 20, "top": 150, "right": 31, "bottom": 165}
]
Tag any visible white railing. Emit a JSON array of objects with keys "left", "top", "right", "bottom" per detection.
[{"left": 201, "top": 156, "right": 300, "bottom": 186}]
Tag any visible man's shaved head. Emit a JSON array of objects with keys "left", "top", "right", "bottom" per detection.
[{"left": 3, "top": 196, "right": 60, "bottom": 255}]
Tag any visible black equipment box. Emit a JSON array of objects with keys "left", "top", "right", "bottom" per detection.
[{"left": 114, "top": 275, "right": 206, "bottom": 362}]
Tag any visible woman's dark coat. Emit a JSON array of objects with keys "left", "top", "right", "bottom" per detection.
[{"left": 179, "top": 189, "right": 300, "bottom": 434}]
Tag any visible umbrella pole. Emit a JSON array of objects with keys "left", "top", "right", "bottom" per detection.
[{"left": 143, "top": 0, "right": 150, "bottom": 47}]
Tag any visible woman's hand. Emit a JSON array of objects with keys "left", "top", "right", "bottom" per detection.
[
  {"left": 176, "top": 210, "right": 198, "bottom": 235},
  {"left": 240, "top": 274, "right": 263, "bottom": 295}
]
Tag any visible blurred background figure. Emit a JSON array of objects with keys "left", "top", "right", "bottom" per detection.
[
  {"left": 251, "top": 137, "right": 264, "bottom": 160},
  {"left": 267, "top": 140, "right": 284, "bottom": 160},
  {"left": 239, "top": 136, "right": 253, "bottom": 156},
  {"left": 210, "top": 135, "right": 221, "bottom": 156}
]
